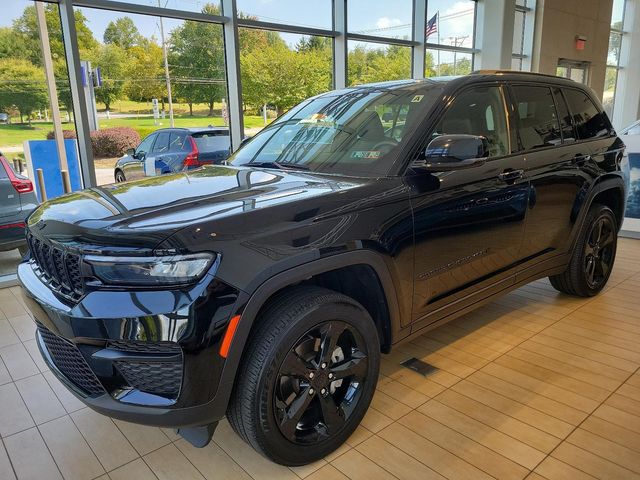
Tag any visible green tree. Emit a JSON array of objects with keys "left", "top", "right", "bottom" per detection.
[
  {"left": 93, "top": 44, "right": 127, "bottom": 110},
  {"left": 0, "top": 58, "right": 48, "bottom": 123},
  {"left": 104, "top": 17, "right": 143, "bottom": 50},
  {"left": 0, "top": 27, "right": 37, "bottom": 61},
  {"left": 347, "top": 44, "right": 411, "bottom": 86},
  {"left": 124, "top": 39, "right": 166, "bottom": 103},
  {"left": 169, "top": 4, "right": 226, "bottom": 116}
]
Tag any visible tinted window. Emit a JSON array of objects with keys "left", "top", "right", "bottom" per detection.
[
  {"left": 152, "top": 131, "right": 171, "bottom": 153},
  {"left": 169, "top": 131, "right": 187, "bottom": 150},
  {"left": 136, "top": 134, "right": 156, "bottom": 156},
  {"left": 553, "top": 89, "right": 575, "bottom": 142},
  {"left": 192, "top": 132, "right": 230, "bottom": 152},
  {"left": 433, "top": 86, "right": 509, "bottom": 158},
  {"left": 231, "top": 85, "right": 443, "bottom": 177},
  {"left": 563, "top": 88, "right": 610, "bottom": 139},
  {"left": 512, "top": 86, "right": 561, "bottom": 150}
]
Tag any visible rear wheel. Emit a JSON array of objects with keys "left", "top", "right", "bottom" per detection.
[
  {"left": 549, "top": 204, "right": 617, "bottom": 297},
  {"left": 227, "top": 286, "right": 379, "bottom": 466},
  {"left": 114, "top": 169, "right": 126, "bottom": 183}
]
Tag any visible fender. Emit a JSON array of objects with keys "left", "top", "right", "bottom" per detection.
[
  {"left": 208, "top": 249, "right": 405, "bottom": 419},
  {"left": 568, "top": 173, "right": 625, "bottom": 254}
]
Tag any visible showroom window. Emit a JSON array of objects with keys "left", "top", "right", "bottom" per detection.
[
  {"left": 237, "top": 0, "right": 332, "bottom": 30},
  {"left": 604, "top": 0, "right": 627, "bottom": 118},
  {"left": 512, "top": 0, "right": 536, "bottom": 71},
  {"left": 347, "top": 0, "right": 412, "bottom": 40},
  {"left": 347, "top": 41, "right": 411, "bottom": 86},
  {"left": 425, "top": 0, "right": 476, "bottom": 77}
]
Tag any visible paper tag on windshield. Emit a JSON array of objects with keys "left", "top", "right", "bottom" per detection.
[{"left": 411, "top": 95, "right": 424, "bottom": 103}]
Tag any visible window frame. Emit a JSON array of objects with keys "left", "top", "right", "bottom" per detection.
[{"left": 151, "top": 131, "right": 172, "bottom": 154}]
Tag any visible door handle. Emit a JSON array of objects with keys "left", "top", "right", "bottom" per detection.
[{"left": 498, "top": 169, "right": 524, "bottom": 182}]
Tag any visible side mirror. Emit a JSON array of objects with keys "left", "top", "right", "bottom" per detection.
[
  {"left": 126, "top": 147, "right": 137, "bottom": 158},
  {"left": 415, "top": 134, "right": 489, "bottom": 172}
]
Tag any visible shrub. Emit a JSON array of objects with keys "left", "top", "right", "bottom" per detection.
[
  {"left": 45, "top": 127, "right": 140, "bottom": 158},
  {"left": 133, "top": 127, "right": 156, "bottom": 140},
  {"left": 90, "top": 127, "right": 140, "bottom": 158},
  {"left": 46, "top": 129, "right": 77, "bottom": 140}
]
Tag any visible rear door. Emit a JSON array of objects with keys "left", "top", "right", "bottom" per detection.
[
  {"left": 511, "top": 84, "right": 591, "bottom": 272},
  {"left": 0, "top": 159, "right": 21, "bottom": 219},
  {"left": 410, "top": 84, "right": 529, "bottom": 328}
]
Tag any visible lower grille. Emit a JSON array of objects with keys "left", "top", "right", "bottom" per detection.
[
  {"left": 38, "top": 326, "right": 105, "bottom": 396},
  {"left": 114, "top": 360, "right": 182, "bottom": 397},
  {"left": 107, "top": 340, "right": 182, "bottom": 355}
]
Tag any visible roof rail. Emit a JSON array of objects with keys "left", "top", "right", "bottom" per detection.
[{"left": 470, "top": 69, "right": 571, "bottom": 80}]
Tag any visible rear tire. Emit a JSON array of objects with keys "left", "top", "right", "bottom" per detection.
[
  {"left": 549, "top": 204, "right": 617, "bottom": 297},
  {"left": 227, "top": 286, "right": 380, "bottom": 466},
  {"left": 114, "top": 169, "right": 126, "bottom": 183}
]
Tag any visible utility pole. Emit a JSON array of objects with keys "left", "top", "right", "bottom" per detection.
[
  {"left": 158, "top": 0, "right": 174, "bottom": 127},
  {"left": 35, "top": 1, "right": 69, "bottom": 173}
]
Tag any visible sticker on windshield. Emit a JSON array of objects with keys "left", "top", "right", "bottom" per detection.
[
  {"left": 299, "top": 113, "right": 335, "bottom": 126},
  {"left": 411, "top": 95, "right": 424, "bottom": 103},
  {"left": 351, "top": 150, "right": 381, "bottom": 159}
]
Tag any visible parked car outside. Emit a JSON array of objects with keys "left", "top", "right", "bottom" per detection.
[
  {"left": 0, "top": 113, "right": 9, "bottom": 124},
  {"left": 0, "top": 155, "right": 37, "bottom": 255},
  {"left": 19, "top": 72, "right": 625, "bottom": 466},
  {"left": 114, "top": 127, "right": 230, "bottom": 182}
]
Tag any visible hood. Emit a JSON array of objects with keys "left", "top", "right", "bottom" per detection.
[{"left": 27, "top": 165, "right": 364, "bottom": 247}]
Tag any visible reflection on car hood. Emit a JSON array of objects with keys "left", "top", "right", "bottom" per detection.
[{"left": 26, "top": 165, "right": 364, "bottom": 245}]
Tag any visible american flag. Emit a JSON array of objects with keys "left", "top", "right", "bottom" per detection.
[{"left": 426, "top": 12, "right": 438, "bottom": 39}]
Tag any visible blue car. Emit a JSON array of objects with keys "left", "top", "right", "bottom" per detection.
[{"left": 114, "top": 127, "right": 230, "bottom": 182}]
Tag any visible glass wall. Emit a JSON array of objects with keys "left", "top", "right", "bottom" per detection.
[
  {"left": 347, "top": 0, "right": 412, "bottom": 40},
  {"left": 348, "top": 41, "right": 411, "bottom": 86},
  {"left": 239, "top": 28, "right": 332, "bottom": 133},
  {"left": 512, "top": 0, "right": 536, "bottom": 71},
  {"left": 237, "top": 0, "right": 332, "bottom": 29},
  {"left": 604, "top": 0, "right": 626, "bottom": 117}
]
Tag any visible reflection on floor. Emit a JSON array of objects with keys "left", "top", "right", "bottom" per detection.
[
  {"left": 1, "top": 238, "right": 640, "bottom": 479},
  {"left": 0, "top": 249, "right": 21, "bottom": 277}
]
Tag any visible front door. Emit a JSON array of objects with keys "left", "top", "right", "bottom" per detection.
[
  {"left": 410, "top": 84, "right": 529, "bottom": 328},
  {"left": 124, "top": 133, "right": 156, "bottom": 180}
]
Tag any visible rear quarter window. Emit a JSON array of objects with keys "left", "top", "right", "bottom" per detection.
[{"left": 563, "top": 88, "right": 611, "bottom": 140}]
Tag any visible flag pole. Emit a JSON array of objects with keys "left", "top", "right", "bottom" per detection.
[{"left": 437, "top": 12, "right": 441, "bottom": 76}]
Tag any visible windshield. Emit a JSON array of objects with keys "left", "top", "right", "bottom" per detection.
[{"left": 230, "top": 84, "right": 443, "bottom": 176}]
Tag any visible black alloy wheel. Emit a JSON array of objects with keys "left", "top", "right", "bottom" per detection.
[
  {"left": 227, "top": 286, "right": 380, "bottom": 465},
  {"left": 114, "top": 170, "right": 126, "bottom": 183},
  {"left": 583, "top": 215, "right": 615, "bottom": 289},
  {"left": 274, "top": 320, "right": 368, "bottom": 445}
]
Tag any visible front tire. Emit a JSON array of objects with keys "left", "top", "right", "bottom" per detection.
[
  {"left": 114, "top": 169, "right": 126, "bottom": 183},
  {"left": 549, "top": 204, "right": 617, "bottom": 297},
  {"left": 227, "top": 286, "right": 380, "bottom": 466}
]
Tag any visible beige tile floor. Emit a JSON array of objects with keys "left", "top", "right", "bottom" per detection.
[{"left": 1, "top": 238, "right": 640, "bottom": 479}]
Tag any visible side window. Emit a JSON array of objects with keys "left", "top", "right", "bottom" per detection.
[
  {"left": 169, "top": 131, "right": 187, "bottom": 150},
  {"left": 136, "top": 134, "right": 156, "bottom": 156},
  {"left": 152, "top": 131, "right": 171, "bottom": 154},
  {"left": 563, "top": 88, "right": 611, "bottom": 139},
  {"left": 512, "top": 86, "right": 561, "bottom": 150},
  {"left": 552, "top": 88, "right": 575, "bottom": 142},
  {"left": 433, "top": 86, "right": 509, "bottom": 158}
]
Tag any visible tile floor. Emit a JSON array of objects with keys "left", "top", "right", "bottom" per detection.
[{"left": 1, "top": 238, "right": 640, "bottom": 479}]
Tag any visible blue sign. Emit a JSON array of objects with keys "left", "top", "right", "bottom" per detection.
[{"left": 25, "top": 139, "right": 83, "bottom": 202}]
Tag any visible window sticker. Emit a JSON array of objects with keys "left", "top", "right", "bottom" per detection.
[
  {"left": 350, "top": 150, "right": 381, "bottom": 159},
  {"left": 411, "top": 95, "right": 424, "bottom": 103},
  {"left": 299, "top": 113, "right": 335, "bottom": 126}
]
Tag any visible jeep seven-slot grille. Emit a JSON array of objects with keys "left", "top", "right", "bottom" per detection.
[
  {"left": 27, "top": 233, "right": 83, "bottom": 301},
  {"left": 37, "top": 325, "right": 105, "bottom": 396}
]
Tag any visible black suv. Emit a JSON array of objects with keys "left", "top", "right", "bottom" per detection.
[{"left": 18, "top": 72, "right": 625, "bottom": 466}]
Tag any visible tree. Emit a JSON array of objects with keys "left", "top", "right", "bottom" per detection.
[
  {"left": 0, "top": 27, "right": 37, "bottom": 61},
  {"left": 93, "top": 44, "right": 127, "bottom": 110},
  {"left": 169, "top": 4, "right": 226, "bottom": 116},
  {"left": 347, "top": 44, "right": 411, "bottom": 86},
  {"left": 104, "top": 17, "right": 143, "bottom": 50},
  {"left": 0, "top": 58, "right": 48, "bottom": 124},
  {"left": 124, "top": 39, "right": 166, "bottom": 103}
]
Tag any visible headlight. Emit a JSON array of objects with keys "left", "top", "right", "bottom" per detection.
[{"left": 84, "top": 253, "right": 215, "bottom": 286}]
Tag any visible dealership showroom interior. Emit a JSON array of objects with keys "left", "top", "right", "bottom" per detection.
[{"left": 4, "top": 0, "right": 640, "bottom": 479}]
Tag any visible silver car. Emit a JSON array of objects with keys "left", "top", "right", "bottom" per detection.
[{"left": 0, "top": 155, "right": 37, "bottom": 255}]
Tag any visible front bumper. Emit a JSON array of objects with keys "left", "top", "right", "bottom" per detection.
[{"left": 18, "top": 260, "right": 240, "bottom": 428}]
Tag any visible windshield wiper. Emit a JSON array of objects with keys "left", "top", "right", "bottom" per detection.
[{"left": 248, "top": 161, "right": 310, "bottom": 171}]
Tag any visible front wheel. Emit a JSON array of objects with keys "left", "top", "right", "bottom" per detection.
[
  {"left": 114, "top": 169, "right": 126, "bottom": 183},
  {"left": 227, "top": 286, "right": 380, "bottom": 466},
  {"left": 549, "top": 204, "right": 617, "bottom": 297}
]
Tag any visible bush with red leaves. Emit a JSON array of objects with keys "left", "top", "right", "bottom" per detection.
[{"left": 45, "top": 127, "right": 141, "bottom": 158}]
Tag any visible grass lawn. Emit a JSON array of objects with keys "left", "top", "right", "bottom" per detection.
[{"left": 0, "top": 114, "right": 269, "bottom": 158}]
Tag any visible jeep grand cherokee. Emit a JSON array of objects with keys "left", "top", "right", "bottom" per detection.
[{"left": 18, "top": 72, "right": 626, "bottom": 465}]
